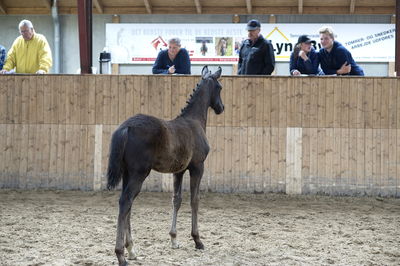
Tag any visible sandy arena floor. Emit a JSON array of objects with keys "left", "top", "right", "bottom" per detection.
[{"left": 0, "top": 189, "right": 399, "bottom": 265}]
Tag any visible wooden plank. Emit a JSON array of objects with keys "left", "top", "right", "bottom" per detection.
[
  {"left": 93, "top": 124, "right": 103, "bottom": 190},
  {"left": 40, "top": 124, "right": 51, "bottom": 187},
  {"left": 204, "top": 126, "right": 216, "bottom": 191},
  {"left": 140, "top": 76, "right": 149, "bottom": 115},
  {"left": 301, "top": 128, "right": 310, "bottom": 194},
  {"left": 309, "top": 78, "right": 318, "bottom": 128},
  {"left": 254, "top": 78, "right": 264, "bottom": 127},
  {"left": 253, "top": 127, "right": 264, "bottom": 193},
  {"left": 317, "top": 78, "right": 326, "bottom": 128},
  {"left": 262, "top": 128, "right": 271, "bottom": 192},
  {"left": 56, "top": 125, "right": 66, "bottom": 189},
  {"left": 5, "top": 76, "right": 14, "bottom": 123},
  {"left": 325, "top": 78, "right": 335, "bottom": 128},
  {"left": 286, "top": 127, "right": 302, "bottom": 194},
  {"left": 380, "top": 79, "right": 390, "bottom": 129},
  {"left": 348, "top": 128, "right": 358, "bottom": 193},
  {"left": 102, "top": 125, "right": 114, "bottom": 190},
  {"left": 270, "top": 127, "right": 279, "bottom": 192},
  {"left": 263, "top": 78, "right": 271, "bottom": 127},
  {"left": 372, "top": 129, "right": 381, "bottom": 195},
  {"left": 50, "top": 76, "right": 60, "bottom": 124},
  {"left": 356, "top": 129, "right": 365, "bottom": 195},
  {"left": 293, "top": 78, "right": 302, "bottom": 128},
  {"left": 26, "top": 124, "right": 36, "bottom": 188},
  {"left": 18, "top": 125, "right": 29, "bottom": 189},
  {"left": 42, "top": 76, "right": 52, "bottom": 124},
  {"left": 222, "top": 77, "right": 233, "bottom": 127},
  {"left": 239, "top": 78, "right": 248, "bottom": 127},
  {"left": 348, "top": 78, "right": 358, "bottom": 128},
  {"left": 270, "top": 78, "right": 279, "bottom": 128},
  {"left": 388, "top": 79, "right": 397, "bottom": 129},
  {"left": 4, "top": 125, "right": 13, "bottom": 187},
  {"left": 388, "top": 129, "right": 397, "bottom": 196},
  {"left": 8, "top": 124, "right": 20, "bottom": 188},
  {"left": 247, "top": 127, "right": 255, "bottom": 192},
  {"left": 223, "top": 126, "right": 233, "bottom": 192},
  {"left": 48, "top": 124, "right": 59, "bottom": 188},
  {"left": 365, "top": 128, "right": 373, "bottom": 195},
  {"left": 0, "top": 125, "right": 7, "bottom": 186},
  {"left": 87, "top": 75, "right": 96, "bottom": 124},
  {"left": 215, "top": 126, "right": 225, "bottom": 192},
  {"left": 397, "top": 129, "right": 400, "bottom": 197},
  {"left": 64, "top": 125, "right": 74, "bottom": 189},
  {"left": 28, "top": 76, "right": 37, "bottom": 124},
  {"left": 20, "top": 77, "right": 30, "bottom": 123},
  {"left": 317, "top": 128, "right": 326, "bottom": 192},
  {"left": 278, "top": 78, "right": 287, "bottom": 129},
  {"left": 301, "top": 78, "right": 311, "bottom": 128},
  {"left": 364, "top": 78, "right": 374, "bottom": 128},
  {"left": 231, "top": 77, "right": 241, "bottom": 127},
  {"left": 0, "top": 76, "right": 7, "bottom": 122},
  {"left": 148, "top": 75, "right": 163, "bottom": 118},
  {"left": 340, "top": 79, "right": 350, "bottom": 129},
  {"left": 36, "top": 76, "right": 44, "bottom": 124},
  {"left": 309, "top": 128, "right": 318, "bottom": 193},
  {"left": 58, "top": 76, "right": 67, "bottom": 124},
  {"left": 325, "top": 128, "right": 334, "bottom": 194},
  {"left": 86, "top": 125, "right": 96, "bottom": 190},
  {"left": 333, "top": 78, "right": 342, "bottom": 128},
  {"left": 356, "top": 78, "right": 365, "bottom": 129},
  {"left": 278, "top": 127, "right": 286, "bottom": 192},
  {"left": 95, "top": 76, "right": 104, "bottom": 124},
  {"left": 372, "top": 78, "right": 382, "bottom": 129},
  {"left": 380, "top": 129, "right": 389, "bottom": 196},
  {"left": 118, "top": 76, "right": 127, "bottom": 123},
  {"left": 102, "top": 76, "right": 112, "bottom": 124},
  {"left": 64, "top": 76, "right": 74, "bottom": 124},
  {"left": 78, "top": 75, "right": 89, "bottom": 124},
  {"left": 239, "top": 126, "right": 248, "bottom": 192},
  {"left": 246, "top": 78, "right": 256, "bottom": 127},
  {"left": 162, "top": 76, "right": 172, "bottom": 120},
  {"left": 286, "top": 79, "right": 295, "bottom": 127},
  {"left": 340, "top": 128, "right": 349, "bottom": 194}
]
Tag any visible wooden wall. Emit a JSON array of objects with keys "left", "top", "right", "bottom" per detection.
[{"left": 0, "top": 75, "right": 399, "bottom": 196}]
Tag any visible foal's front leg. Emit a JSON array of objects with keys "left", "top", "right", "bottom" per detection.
[
  {"left": 169, "top": 171, "right": 184, "bottom": 248},
  {"left": 189, "top": 164, "right": 204, "bottom": 249}
]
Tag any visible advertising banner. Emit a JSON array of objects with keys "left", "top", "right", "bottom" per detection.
[{"left": 105, "top": 23, "right": 395, "bottom": 64}]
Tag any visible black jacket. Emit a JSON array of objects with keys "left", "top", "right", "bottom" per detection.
[{"left": 238, "top": 35, "right": 275, "bottom": 75}]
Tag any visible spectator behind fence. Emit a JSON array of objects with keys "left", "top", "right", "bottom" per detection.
[
  {"left": 290, "top": 35, "right": 323, "bottom": 76},
  {"left": 0, "top": 19, "right": 52, "bottom": 74},
  {"left": 318, "top": 26, "right": 364, "bottom": 76},
  {"left": 238, "top": 19, "right": 275, "bottom": 75},
  {"left": 152, "top": 37, "right": 191, "bottom": 74},
  {"left": 0, "top": 45, "right": 5, "bottom": 70}
]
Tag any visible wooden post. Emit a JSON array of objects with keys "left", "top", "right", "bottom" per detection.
[{"left": 77, "top": 0, "right": 93, "bottom": 74}]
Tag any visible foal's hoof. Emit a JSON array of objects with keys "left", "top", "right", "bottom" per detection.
[
  {"left": 171, "top": 239, "right": 181, "bottom": 249},
  {"left": 195, "top": 242, "right": 204, "bottom": 250}
]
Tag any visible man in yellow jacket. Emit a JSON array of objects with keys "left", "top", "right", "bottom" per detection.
[{"left": 0, "top": 19, "right": 52, "bottom": 74}]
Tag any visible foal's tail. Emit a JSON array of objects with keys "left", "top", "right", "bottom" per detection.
[{"left": 107, "top": 126, "right": 129, "bottom": 190}]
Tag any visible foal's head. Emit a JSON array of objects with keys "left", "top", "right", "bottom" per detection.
[{"left": 201, "top": 66, "right": 224, "bottom": 115}]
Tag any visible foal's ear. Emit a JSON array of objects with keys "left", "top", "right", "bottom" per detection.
[
  {"left": 211, "top": 66, "right": 222, "bottom": 79},
  {"left": 201, "top": 65, "right": 209, "bottom": 79}
]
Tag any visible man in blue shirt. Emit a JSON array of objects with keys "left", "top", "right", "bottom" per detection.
[
  {"left": 318, "top": 26, "right": 364, "bottom": 76},
  {"left": 152, "top": 38, "right": 191, "bottom": 74},
  {"left": 0, "top": 45, "right": 6, "bottom": 70}
]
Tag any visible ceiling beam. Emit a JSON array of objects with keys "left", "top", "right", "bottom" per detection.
[
  {"left": 144, "top": 0, "right": 152, "bottom": 14},
  {"left": 42, "top": 0, "right": 51, "bottom": 9},
  {"left": 93, "top": 0, "right": 104, "bottom": 13},
  {"left": 194, "top": 0, "right": 201, "bottom": 14},
  {"left": 246, "top": 0, "right": 252, "bottom": 14},
  {"left": 298, "top": 0, "right": 303, "bottom": 14},
  {"left": 350, "top": 0, "right": 356, "bottom": 14},
  {"left": 0, "top": 0, "right": 7, "bottom": 14}
]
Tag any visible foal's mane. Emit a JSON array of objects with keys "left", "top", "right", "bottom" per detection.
[{"left": 177, "top": 81, "right": 204, "bottom": 117}]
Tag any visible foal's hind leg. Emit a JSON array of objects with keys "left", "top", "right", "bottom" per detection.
[
  {"left": 115, "top": 173, "right": 147, "bottom": 266},
  {"left": 125, "top": 209, "right": 136, "bottom": 260},
  {"left": 189, "top": 163, "right": 204, "bottom": 249},
  {"left": 169, "top": 171, "right": 184, "bottom": 249}
]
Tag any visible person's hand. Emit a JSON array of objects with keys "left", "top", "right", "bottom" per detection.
[
  {"left": 168, "top": 65, "right": 175, "bottom": 74},
  {"left": 299, "top": 50, "right": 308, "bottom": 61},
  {"left": 337, "top": 62, "right": 351, "bottom": 75},
  {"left": 36, "top": 70, "right": 46, "bottom": 74},
  {"left": 292, "top": 70, "right": 301, "bottom": 76},
  {"left": 0, "top": 69, "right": 7, "bottom": 74}
]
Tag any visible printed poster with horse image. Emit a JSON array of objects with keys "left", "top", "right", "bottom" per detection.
[{"left": 106, "top": 23, "right": 395, "bottom": 64}]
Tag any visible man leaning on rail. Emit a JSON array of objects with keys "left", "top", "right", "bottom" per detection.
[{"left": 0, "top": 19, "right": 52, "bottom": 74}]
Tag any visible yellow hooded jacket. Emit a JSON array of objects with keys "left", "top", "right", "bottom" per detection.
[{"left": 3, "top": 33, "right": 52, "bottom": 73}]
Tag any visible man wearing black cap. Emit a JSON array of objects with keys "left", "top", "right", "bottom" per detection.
[{"left": 237, "top": 19, "right": 275, "bottom": 75}]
